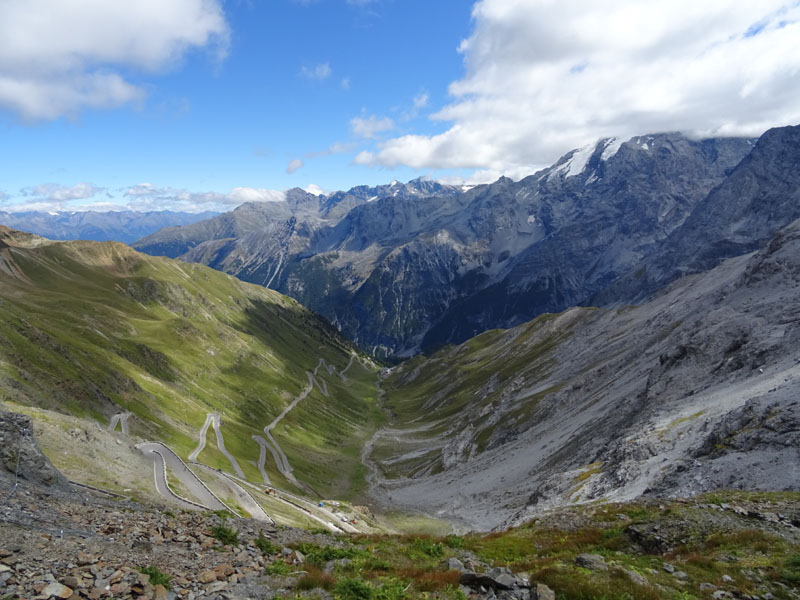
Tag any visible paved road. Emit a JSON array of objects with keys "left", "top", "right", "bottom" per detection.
[
  {"left": 192, "top": 463, "right": 273, "bottom": 523},
  {"left": 262, "top": 371, "right": 315, "bottom": 481},
  {"left": 229, "top": 474, "right": 353, "bottom": 534},
  {"left": 137, "top": 442, "right": 229, "bottom": 512},
  {"left": 108, "top": 413, "right": 130, "bottom": 434},
  {"left": 189, "top": 413, "right": 245, "bottom": 478},
  {"left": 339, "top": 354, "right": 355, "bottom": 380},
  {"left": 250, "top": 435, "right": 272, "bottom": 484}
]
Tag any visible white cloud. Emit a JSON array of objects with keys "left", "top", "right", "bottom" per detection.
[
  {"left": 1, "top": 182, "right": 287, "bottom": 213},
  {"left": 341, "top": 77, "right": 351, "bottom": 90},
  {"left": 300, "top": 62, "right": 332, "bottom": 81},
  {"left": 361, "top": 0, "right": 800, "bottom": 176},
  {"left": 22, "top": 182, "right": 104, "bottom": 202},
  {"left": 287, "top": 158, "right": 305, "bottom": 174},
  {"left": 350, "top": 115, "right": 395, "bottom": 139},
  {"left": 413, "top": 92, "right": 429, "bottom": 110},
  {"left": 227, "top": 187, "right": 286, "bottom": 204},
  {"left": 121, "top": 184, "right": 284, "bottom": 212},
  {"left": 303, "top": 184, "right": 326, "bottom": 196},
  {"left": 0, "top": 0, "right": 229, "bottom": 121}
]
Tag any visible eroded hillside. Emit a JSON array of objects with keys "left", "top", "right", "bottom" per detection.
[{"left": 368, "top": 219, "right": 800, "bottom": 530}]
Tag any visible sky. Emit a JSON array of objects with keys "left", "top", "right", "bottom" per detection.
[{"left": 1, "top": 0, "right": 799, "bottom": 213}]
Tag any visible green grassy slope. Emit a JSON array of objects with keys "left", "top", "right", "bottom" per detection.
[{"left": 0, "top": 228, "right": 379, "bottom": 500}]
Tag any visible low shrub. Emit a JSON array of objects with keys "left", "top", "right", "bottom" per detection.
[
  {"left": 139, "top": 565, "right": 171, "bottom": 590},
  {"left": 265, "top": 561, "right": 291, "bottom": 576},
  {"left": 410, "top": 538, "right": 444, "bottom": 558},
  {"left": 254, "top": 531, "right": 279, "bottom": 555},
  {"left": 334, "top": 577, "right": 373, "bottom": 600},
  {"left": 296, "top": 567, "right": 335, "bottom": 591},
  {"left": 211, "top": 524, "right": 239, "bottom": 546}
]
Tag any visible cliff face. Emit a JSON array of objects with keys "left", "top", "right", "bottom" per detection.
[
  {"left": 595, "top": 124, "right": 800, "bottom": 305},
  {"left": 0, "top": 411, "right": 69, "bottom": 489}
]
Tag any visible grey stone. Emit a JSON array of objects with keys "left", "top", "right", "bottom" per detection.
[
  {"left": 623, "top": 569, "right": 648, "bottom": 586},
  {"left": 42, "top": 582, "right": 73, "bottom": 599},
  {"left": 448, "top": 558, "right": 466, "bottom": 572},
  {"left": 532, "top": 583, "right": 556, "bottom": 600},
  {"left": 700, "top": 583, "right": 717, "bottom": 590},
  {"left": 575, "top": 553, "right": 608, "bottom": 571}
]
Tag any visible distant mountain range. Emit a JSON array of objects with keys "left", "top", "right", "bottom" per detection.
[
  {"left": 0, "top": 210, "right": 218, "bottom": 244},
  {"left": 134, "top": 125, "right": 800, "bottom": 358}
]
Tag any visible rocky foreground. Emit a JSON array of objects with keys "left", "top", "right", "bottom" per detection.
[
  {"left": 2, "top": 398, "right": 800, "bottom": 600},
  {"left": 2, "top": 468, "right": 800, "bottom": 600}
]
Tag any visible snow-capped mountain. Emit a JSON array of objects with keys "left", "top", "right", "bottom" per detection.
[{"left": 134, "top": 127, "right": 800, "bottom": 358}]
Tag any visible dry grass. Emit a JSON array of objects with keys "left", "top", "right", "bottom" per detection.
[{"left": 296, "top": 566, "right": 336, "bottom": 591}]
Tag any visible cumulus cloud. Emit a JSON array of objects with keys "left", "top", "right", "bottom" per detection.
[
  {"left": 0, "top": 0, "right": 229, "bottom": 120},
  {"left": 123, "top": 183, "right": 284, "bottom": 211},
  {"left": 304, "top": 184, "right": 326, "bottom": 196},
  {"left": 227, "top": 187, "right": 286, "bottom": 204},
  {"left": 361, "top": 0, "right": 800, "bottom": 176},
  {"left": 300, "top": 63, "right": 332, "bottom": 81},
  {"left": 287, "top": 158, "right": 305, "bottom": 174},
  {"left": 22, "top": 182, "right": 104, "bottom": 202},
  {"left": 1, "top": 182, "right": 287, "bottom": 213},
  {"left": 350, "top": 115, "right": 395, "bottom": 139}
]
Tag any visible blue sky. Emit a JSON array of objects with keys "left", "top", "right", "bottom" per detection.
[{"left": 1, "top": 0, "right": 799, "bottom": 212}]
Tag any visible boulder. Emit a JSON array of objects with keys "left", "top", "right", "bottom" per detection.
[
  {"left": 575, "top": 553, "right": 608, "bottom": 571},
  {"left": 42, "top": 582, "right": 73, "bottom": 599},
  {"left": 533, "top": 584, "right": 556, "bottom": 600}
]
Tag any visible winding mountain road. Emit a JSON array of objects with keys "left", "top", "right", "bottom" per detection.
[
  {"left": 135, "top": 352, "right": 373, "bottom": 531},
  {"left": 192, "top": 463, "right": 273, "bottom": 523},
  {"left": 250, "top": 435, "right": 273, "bottom": 485},
  {"left": 108, "top": 412, "right": 130, "bottom": 434},
  {"left": 261, "top": 371, "right": 315, "bottom": 483},
  {"left": 189, "top": 413, "right": 245, "bottom": 478},
  {"left": 137, "top": 442, "right": 229, "bottom": 512}
]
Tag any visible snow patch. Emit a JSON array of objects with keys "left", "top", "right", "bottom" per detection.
[
  {"left": 367, "top": 195, "right": 378, "bottom": 202},
  {"left": 527, "top": 215, "right": 536, "bottom": 224},
  {"left": 550, "top": 141, "right": 596, "bottom": 180},
  {"left": 600, "top": 137, "right": 623, "bottom": 161}
]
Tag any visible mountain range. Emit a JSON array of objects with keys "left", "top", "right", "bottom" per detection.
[
  {"left": 0, "top": 209, "right": 218, "bottom": 244},
  {"left": 134, "top": 126, "right": 800, "bottom": 359}
]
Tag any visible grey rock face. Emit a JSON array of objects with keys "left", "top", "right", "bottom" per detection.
[
  {"left": 368, "top": 217, "right": 800, "bottom": 529},
  {"left": 597, "top": 124, "right": 800, "bottom": 305},
  {"left": 0, "top": 411, "right": 69, "bottom": 488}
]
